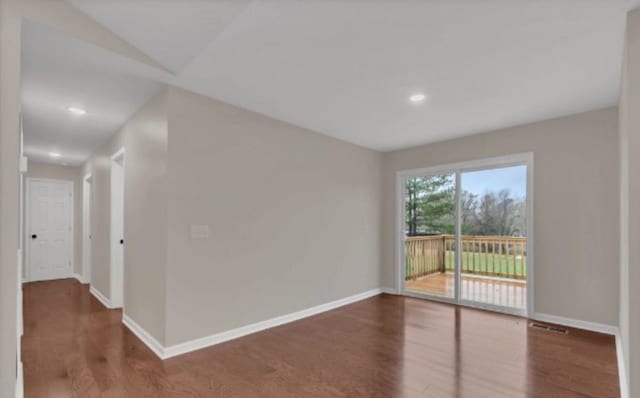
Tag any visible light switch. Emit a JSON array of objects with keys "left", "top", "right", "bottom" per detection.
[{"left": 190, "top": 224, "right": 210, "bottom": 239}]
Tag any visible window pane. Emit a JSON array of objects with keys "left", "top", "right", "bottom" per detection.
[
  {"left": 404, "top": 173, "right": 456, "bottom": 299},
  {"left": 459, "top": 165, "right": 527, "bottom": 310}
]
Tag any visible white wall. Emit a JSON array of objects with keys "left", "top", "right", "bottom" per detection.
[
  {"left": 619, "top": 7, "right": 640, "bottom": 396},
  {"left": 24, "top": 161, "right": 83, "bottom": 278},
  {"left": 382, "top": 108, "right": 620, "bottom": 327},
  {"left": 164, "top": 87, "right": 383, "bottom": 345}
]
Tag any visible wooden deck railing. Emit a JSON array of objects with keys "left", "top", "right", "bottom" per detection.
[{"left": 405, "top": 235, "right": 527, "bottom": 281}]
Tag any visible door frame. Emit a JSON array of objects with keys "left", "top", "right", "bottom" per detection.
[
  {"left": 25, "top": 177, "right": 74, "bottom": 282},
  {"left": 396, "top": 152, "right": 534, "bottom": 317},
  {"left": 110, "top": 147, "right": 125, "bottom": 308},
  {"left": 82, "top": 174, "right": 93, "bottom": 284}
]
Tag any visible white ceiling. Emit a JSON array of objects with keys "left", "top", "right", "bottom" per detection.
[
  {"left": 26, "top": 0, "right": 632, "bottom": 163},
  {"left": 66, "top": 0, "right": 252, "bottom": 73},
  {"left": 173, "top": 0, "right": 628, "bottom": 150},
  {"left": 22, "top": 21, "right": 163, "bottom": 166}
]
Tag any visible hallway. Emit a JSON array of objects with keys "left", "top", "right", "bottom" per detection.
[{"left": 22, "top": 279, "right": 619, "bottom": 398}]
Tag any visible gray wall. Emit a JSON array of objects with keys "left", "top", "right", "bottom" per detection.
[
  {"left": 24, "top": 161, "right": 83, "bottom": 278},
  {"left": 0, "top": 0, "right": 203, "bottom": 394},
  {"left": 82, "top": 90, "right": 168, "bottom": 343},
  {"left": 619, "top": 7, "right": 640, "bottom": 395},
  {"left": 82, "top": 126, "right": 123, "bottom": 300},
  {"left": 0, "top": 1, "right": 21, "bottom": 396},
  {"left": 382, "top": 108, "right": 620, "bottom": 327},
  {"left": 164, "top": 87, "right": 383, "bottom": 345}
]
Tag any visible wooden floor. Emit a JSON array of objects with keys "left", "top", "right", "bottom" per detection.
[
  {"left": 406, "top": 272, "right": 527, "bottom": 310},
  {"left": 22, "top": 279, "right": 619, "bottom": 398}
]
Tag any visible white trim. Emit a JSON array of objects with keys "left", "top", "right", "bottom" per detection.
[
  {"left": 163, "top": 288, "right": 383, "bottom": 359},
  {"left": 395, "top": 172, "right": 404, "bottom": 294},
  {"left": 532, "top": 312, "right": 618, "bottom": 335},
  {"left": 525, "top": 153, "right": 535, "bottom": 316},
  {"left": 110, "top": 147, "right": 125, "bottom": 162},
  {"left": 122, "top": 314, "right": 165, "bottom": 359},
  {"left": 396, "top": 152, "right": 534, "bottom": 179},
  {"left": 455, "top": 171, "right": 462, "bottom": 302},
  {"left": 16, "top": 250, "right": 23, "bottom": 398},
  {"left": 110, "top": 148, "right": 125, "bottom": 308},
  {"left": 122, "top": 288, "right": 383, "bottom": 360},
  {"left": 380, "top": 287, "right": 398, "bottom": 294},
  {"left": 16, "top": 250, "right": 22, "bottom": 338},
  {"left": 15, "top": 361, "right": 23, "bottom": 398},
  {"left": 25, "top": 178, "right": 74, "bottom": 282},
  {"left": 82, "top": 174, "right": 92, "bottom": 285},
  {"left": 73, "top": 273, "right": 87, "bottom": 284},
  {"left": 395, "top": 152, "right": 535, "bottom": 316},
  {"left": 90, "top": 286, "right": 113, "bottom": 309},
  {"left": 616, "top": 332, "right": 629, "bottom": 398}
]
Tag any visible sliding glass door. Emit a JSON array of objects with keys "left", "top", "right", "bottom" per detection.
[{"left": 399, "top": 154, "right": 532, "bottom": 316}]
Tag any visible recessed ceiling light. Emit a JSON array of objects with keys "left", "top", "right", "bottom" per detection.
[
  {"left": 409, "top": 93, "right": 426, "bottom": 103},
  {"left": 67, "top": 106, "right": 87, "bottom": 115},
  {"left": 49, "top": 152, "right": 61, "bottom": 158}
]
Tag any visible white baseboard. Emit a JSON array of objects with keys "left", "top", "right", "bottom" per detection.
[
  {"left": 532, "top": 312, "right": 618, "bottom": 335},
  {"left": 380, "top": 287, "right": 398, "bottom": 294},
  {"left": 616, "top": 333, "right": 629, "bottom": 398},
  {"left": 123, "top": 287, "right": 383, "bottom": 360},
  {"left": 90, "top": 286, "right": 113, "bottom": 309},
  {"left": 122, "top": 314, "right": 165, "bottom": 359},
  {"left": 15, "top": 361, "right": 23, "bottom": 398},
  {"left": 73, "top": 273, "right": 87, "bottom": 284},
  {"left": 163, "top": 287, "right": 383, "bottom": 358}
]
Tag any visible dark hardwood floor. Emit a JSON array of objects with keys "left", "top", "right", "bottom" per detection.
[{"left": 22, "top": 279, "right": 619, "bottom": 397}]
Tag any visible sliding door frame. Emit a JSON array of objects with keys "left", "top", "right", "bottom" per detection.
[{"left": 396, "top": 152, "right": 534, "bottom": 317}]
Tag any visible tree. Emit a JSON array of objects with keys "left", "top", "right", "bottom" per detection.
[
  {"left": 474, "top": 189, "right": 524, "bottom": 236},
  {"left": 405, "top": 174, "right": 455, "bottom": 235},
  {"left": 460, "top": 191, "right": 478, "bottom": 234},
  {"left": 405, "top": 179, "right": 525, "bottom": 237}
]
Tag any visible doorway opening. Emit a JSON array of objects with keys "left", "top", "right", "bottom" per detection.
[
  {"left": 82, "top": 174, "right": 93, "bottom": 284},
  {"left": 397, "top": 153, "right": 533, "bottom": 316},
  {"left": 110, "top": 149, "right": 125, "bottom": 308}
]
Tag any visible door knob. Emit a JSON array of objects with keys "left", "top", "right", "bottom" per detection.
[
  {"left": 31, "top": 234, "right": 37, "bottom": 239},
  {"left": 120, "top": 239, "right": 124, "bottom": 245}
]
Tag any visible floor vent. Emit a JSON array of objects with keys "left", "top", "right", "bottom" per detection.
[{"left": 529, "top": 322, "right": 569, "bottom": 334}]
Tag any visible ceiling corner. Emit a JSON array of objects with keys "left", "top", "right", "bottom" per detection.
[{"left": 16, "top": 0, "right": 172, "bottom": 74}]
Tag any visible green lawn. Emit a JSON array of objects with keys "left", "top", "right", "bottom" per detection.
[
  {"left": 446, "top": 250, "right": 526, "bottom": 277},
  {"left": 406, "top": 250, "right": 526, "bottom": 279}
]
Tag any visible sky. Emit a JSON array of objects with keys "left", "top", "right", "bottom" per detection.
[{"left": 461, "top": 165, "right": 526, "bottom": 198}]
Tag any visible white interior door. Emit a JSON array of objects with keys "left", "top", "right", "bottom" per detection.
[
  {"left": 27, "top": 179, "right": 73, "bottom": 282},
  {"left": 110, "top": 151, "right": 125, "bottom": 308}
]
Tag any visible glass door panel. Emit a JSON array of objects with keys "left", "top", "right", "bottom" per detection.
[
  {"left": 459, "top": 165, "right": 527, "bottom": 310},
  {"left": 403, "top": 173, "right": 457, "bottom": 299}
]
